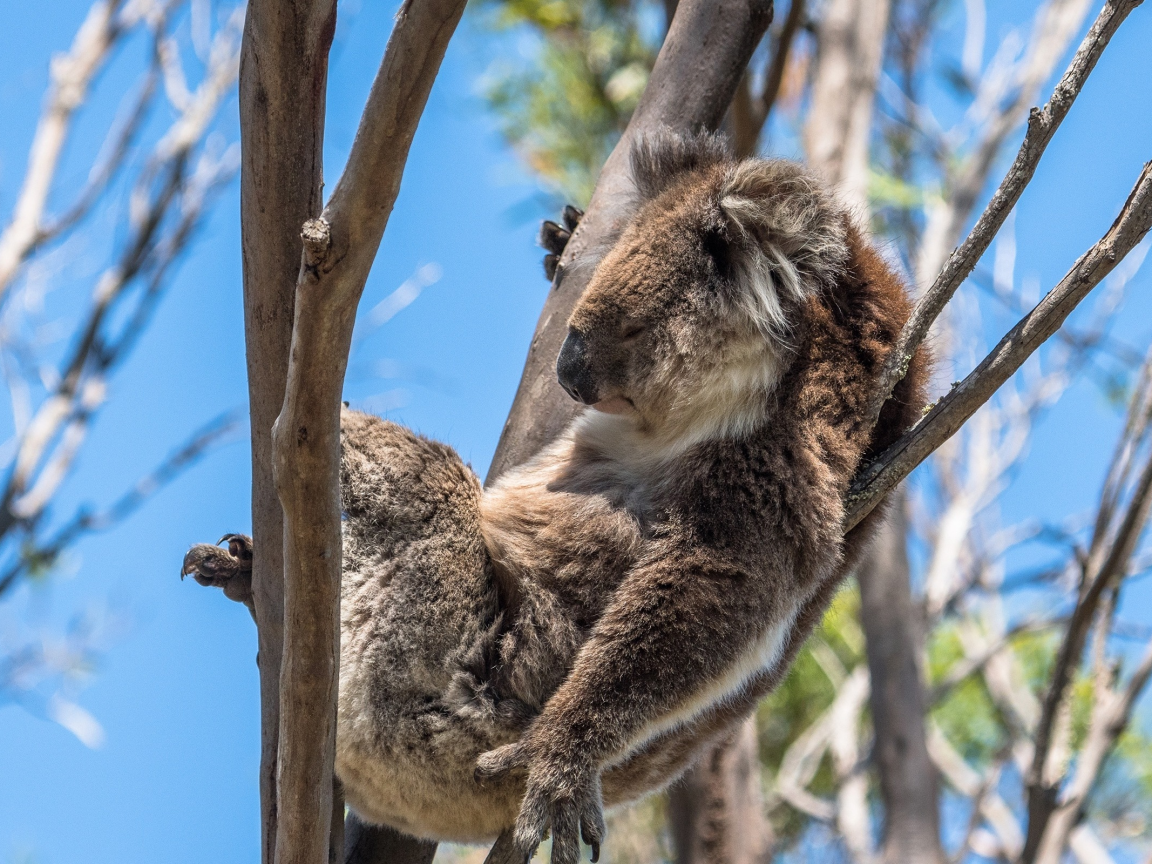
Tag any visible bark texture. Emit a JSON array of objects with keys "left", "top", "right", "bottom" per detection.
[
  {"left": 271, "top": 2, "right": 467, "bottom": 861},
  {"left": 238, "top": 2, "right": 336, "bottom": 860},
  {"left": 667, "top": 721, "right": 774, "bottom": 864},
  {"left": 858, "top": 495, "right": 945, "bottom": 864}
]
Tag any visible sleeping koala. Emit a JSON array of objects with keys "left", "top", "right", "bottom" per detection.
[{"left": 183, "top": 131, "right": 927, "bottom": 864}]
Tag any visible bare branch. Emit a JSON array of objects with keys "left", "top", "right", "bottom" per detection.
[
  {"left": 847, "top": 162, "right": 1152, "bottom": 530},
  {"left": 862, "top": 0, "right": 1143, "bottom": 432},
  {"left": 915, "top": 0, "right": 1094, "bottom": 288},
  {"left": 1021, "top": 368, "right": 1152, "bottom": 861},
  {"left": 1030, "top": 636, "right": 1152, "bottom": 864},
  {"left": 0, "top": 30, "right": 240, "bottom": 547},
  {"left": 0, "top": 0, "right": 160, "bottom": 303},
  {"left": 268, "top": 2, "right": 466, "bottom": 862}
]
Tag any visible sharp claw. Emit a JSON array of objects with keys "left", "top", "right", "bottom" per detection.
[
  {"left": 590, "top": 842, "right": 599, "bottom": 863},
  {"left": 562, "top": 205, "right": 583, "bottom": 231}
]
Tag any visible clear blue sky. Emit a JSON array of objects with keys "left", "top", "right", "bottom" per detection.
[{"left": 0, "top": 1, "right": 1149, "bottom": 863}]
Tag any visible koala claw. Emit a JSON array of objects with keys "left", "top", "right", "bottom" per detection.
[
  {"left": 562, "top": 205, "right": 583, "bottom": 232},
  {"left": 182, "top": 533, "right": 254, "bottom": 608},
  {"left": 479, "top": 740, "right": 604, "bottom": 864},
  {"left": 540, "top": 205, "right": 584, "bottom": 282}
]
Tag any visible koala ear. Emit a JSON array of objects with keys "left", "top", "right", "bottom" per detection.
[
  {"left": 630, "top": 128, "right": 732, "bottom": 201},
  {"left": 700, "top": 217, "right": 736, "bottom": 280},
  {"left": 717, "top": 159, "right": 851, "bottom": 295}
]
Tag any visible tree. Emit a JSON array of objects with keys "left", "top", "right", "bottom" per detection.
[
  {"left": 0, "top": 0, "right": 241, "bottom": 740},
  {"left": 223, "top": 1, "right": 1151, "bottom": 863}
]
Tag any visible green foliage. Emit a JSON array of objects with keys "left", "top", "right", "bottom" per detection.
[{"left": 474, "top": 0, "right": 664, "bottom": 203}]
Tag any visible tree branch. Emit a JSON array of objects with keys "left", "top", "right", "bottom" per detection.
[
  {"left": 1031, "top": 636, "right": 1152, "bottom": 864},
  {"left": 863, "top": 0, "right": 1143, "bottom": 432},
  {"left": 1022, "top": 367, "right": 1152, "bottom": 861},
  {"left": 0, "top": 0, "right": 134, "bottom": 303},
  {"left": 847, "top": 161, "right": 1152, "bottom": 530},
  {"left": 236, "top": 0, "right": 336, "bottom": 859},
  {"left": 268, "top": 2, "right": 466, "bottom": 863}
]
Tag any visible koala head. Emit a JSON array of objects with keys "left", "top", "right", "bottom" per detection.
[{"left": 557, "top": 132, "right": 852, "bottom": 447}]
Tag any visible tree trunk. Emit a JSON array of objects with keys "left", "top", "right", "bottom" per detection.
[
  {"left": 804, "top": 0, "right": 890, "bottom": 212},
  {"left": 668, "top": 719, "right": 774, "bottom": 864},
  {"left": 857, "top": 495, "right": 946, "bottom": 864},
  {"left": 238, "top": 2, "right": 336, "bottom": 860}
]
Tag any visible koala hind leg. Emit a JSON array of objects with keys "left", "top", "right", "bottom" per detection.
[{"left": 337, "top": 408, "right": 521, "bottom": 841}]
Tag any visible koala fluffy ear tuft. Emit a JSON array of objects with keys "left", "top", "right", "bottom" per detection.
[{"left": 631, "top": 128, "right": 732, "bottom": 201}]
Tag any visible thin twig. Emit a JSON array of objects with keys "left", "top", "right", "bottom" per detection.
[
  {"left": 0, "top": 411, "right": 240, "bottom": 598},
  {"left": 847, "top": 162, "right": 1152, "bottom": 530}
]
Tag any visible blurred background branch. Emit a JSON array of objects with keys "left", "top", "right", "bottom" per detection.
[{"left": 0, "top": 0, "right": 242, "bottom": 738}]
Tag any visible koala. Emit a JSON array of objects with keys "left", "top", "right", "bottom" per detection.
[{"left": 184, "top": 131, "right": 927, "bottom": 864}]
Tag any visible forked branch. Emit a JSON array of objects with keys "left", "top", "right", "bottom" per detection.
[
  {"left": 862, "top": 0, "right": 1144, "bottom": 431},
  {"left": 847, "top": 161, "right": 1152, "bottom": 530},
  {"left": 269, "top": 2, "right": 467, "bottom": 863}
]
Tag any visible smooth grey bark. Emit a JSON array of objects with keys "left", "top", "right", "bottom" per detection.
[
  {"left": 270, "top": 2, "right": 467, "bottom": 862},
  {"left": 238, "top": 2, "right": 336, "bottom": 860},
  {"left": 857, "top": 494, "right": 945, "bottom": 864},
  {"left": 668, "top": 721, "right": 774, "bottom": 864}
]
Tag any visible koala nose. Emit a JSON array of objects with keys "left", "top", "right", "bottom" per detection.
[{"left": 556, "top": 329, "right": 599, "bottom": 405}]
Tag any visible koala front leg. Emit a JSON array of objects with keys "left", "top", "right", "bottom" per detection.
[
  {"left": 477, "top": 549, "right": 779, "bottom": 864},
  {"left": 182, "top": 533, "right": 255, "bottom": 616}
]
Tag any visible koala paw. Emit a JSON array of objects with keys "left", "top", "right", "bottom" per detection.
[
  {"left": 541, "top": 205, "right": 584, "bottom": 282},
  {"left": 476, "top": 738, "right": 604, "bottom": 864},
  {"left": 182, "top": 533, "right": 254, "bottom": 608}
]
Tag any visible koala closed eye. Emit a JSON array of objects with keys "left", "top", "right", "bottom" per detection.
[{"left": 620, "top": 322, "right": 646, "bottom": 342}]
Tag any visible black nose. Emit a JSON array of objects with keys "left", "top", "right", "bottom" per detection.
[{"left": 556, "top": 329, "right": 598, "bottom": 405}]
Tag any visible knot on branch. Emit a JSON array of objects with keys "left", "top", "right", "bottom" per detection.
[{"left": 301, "top": 218, "right": 332, "bottom": 270}]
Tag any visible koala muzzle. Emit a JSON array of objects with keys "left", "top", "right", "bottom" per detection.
[{"left": 557, "top": 329, "right": 599, "bottom": 405}]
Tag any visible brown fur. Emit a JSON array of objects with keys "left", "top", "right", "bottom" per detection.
[{"left": 184, "top": 132, "right": 927, "bottom": 858}]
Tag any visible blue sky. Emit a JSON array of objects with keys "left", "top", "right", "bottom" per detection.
[{"left": 0, "top": 1, "right": 1149, "bottom": 863}]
